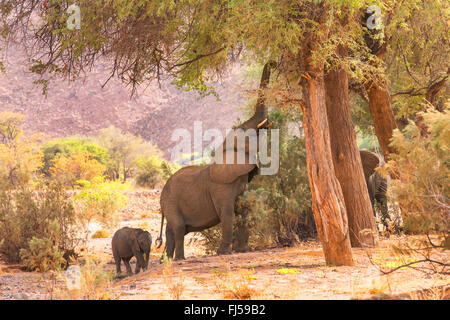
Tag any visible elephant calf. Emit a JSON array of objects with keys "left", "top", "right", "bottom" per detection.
[{"left": 112, "top": 227, "right": 151, "bottom": 275}]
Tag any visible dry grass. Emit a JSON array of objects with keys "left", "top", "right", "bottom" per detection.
[
  {"left": 53, "top": 260, "right": 117, "bottom": 300},
  {"left": 211, "top": 268, "right": 261, "bottom": 300},
  {"left": 162, "top": 257, "right": 185, "bottom": 300},
  {"left": 408, "top": 285, "right": 449, "bottom": 300}
]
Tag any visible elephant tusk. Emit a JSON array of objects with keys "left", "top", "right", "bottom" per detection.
[{"left": 257, "top": 119, "right": 268, "bottom": 128}]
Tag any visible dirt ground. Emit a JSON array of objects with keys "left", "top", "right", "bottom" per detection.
[{"left": 0, "top": 190, "right": 448, "bottom": 300}]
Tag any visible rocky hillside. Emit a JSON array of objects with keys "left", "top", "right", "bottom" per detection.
[{"left": 0, "top": 46, "right": 249, "bottom": 158}]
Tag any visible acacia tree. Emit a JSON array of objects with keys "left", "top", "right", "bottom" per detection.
[
  {"left": 353, "top": 0, "right": 449, "bottom": 158},
  {"left": 0, "top": 0, "right": 355, "bottom": 266},
  {"left": 96, "top": 126, "right": 163, "bottom": 182},
  {"left": 1, "top": 0, "right": 408, "bottom": 265},
  {"left": 325, "top": 44, "right": 378, "bottom": 247}
]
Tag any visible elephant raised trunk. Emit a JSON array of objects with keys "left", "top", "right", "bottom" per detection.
[
  {"left": 235, "top": 61, "right": 273, "bottom": 131},
  {"left": 158, "top": 62, "right": 274, "bottom": 260},
  {"left": 210, "top": 62, "right": 274, "bottom": 183}
]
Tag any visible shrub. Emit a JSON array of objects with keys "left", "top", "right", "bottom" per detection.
[
  {"left": 135, "top": 156, "right": 180, "bottom": 188},
  {"left": 383, "top": 106, "right": 449, "bottom": 274},
  {"left": 73, "top": 177, "right": 128, "bottom": 229},
  {"left": 20, "top": 234, "right": 66, "bottom": 272},
  {"left": 161, "top": 160, "right": 181, "bottom": 180},
  {"left": 135, "top": 156, "right": 164, "bottom": 188},
  {"left": 91, "top": 230, "right": 110, "bottom": 239},
  {"left": 387, "top": 107, "right": 448, "bottom": 241},
  {"left": 50, "top": 150, "right": 106, "bottom": 187},
  {"left": 0, "top": 180, "right": 80, "bottom": 270},
  {"left": 41, "top": 137, "right": 110, "bottom": 176},
  {"left": 96, "top": 126, "right": 163, "bottom": 182},
  {"left": 0, "top": 112, "right": 43, "bottom": 186},
  {"left": 211, "top": 269, "right": 259, "bottom": 300}
]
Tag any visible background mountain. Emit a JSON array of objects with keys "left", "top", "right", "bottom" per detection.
[{"left": 0, "top": 46, "right": 249, "bottom": 158}]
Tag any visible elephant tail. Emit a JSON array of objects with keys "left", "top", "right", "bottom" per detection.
[{"left": 155, "top": 210, "right": 164, "bottom": 249}]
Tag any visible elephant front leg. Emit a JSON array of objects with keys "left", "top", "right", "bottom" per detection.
[
  {"left": 217, "top": 205, "right": 234, "bottom": 255},
  {"left": 232, "top": 208, "right": 250, "bottom": 253},
  {"left": 123, "top": 257, "right": 133, "bottom": 275},
  {"left": 132, "top": 251, "right": 145, "bottom": 274},
  {"left": 113, "top": 250, "right": 122, "bottom": 275},
  {"left": 134, "top": 252, "right": 144, "bottom": 274}
]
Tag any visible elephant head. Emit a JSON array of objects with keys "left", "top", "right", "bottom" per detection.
[
  {"left": 359, "top": 149, "right": 381, "bottom": 183},
  {"left": 210, "top": 62, "right": 273, "bottom": 184},
  {"left": 135, "top": 230, "right": 151, "bottom": 270},
  {"left": 359, "top": 149, "right": 389, "bottom": 224}
]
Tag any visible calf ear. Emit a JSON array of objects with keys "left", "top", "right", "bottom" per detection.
[
  {"left": 130, "top": 231, "right": 141, "bottom": 253},
  {"left": 137, "top": 232, "right": 150, "bottom": 252}
]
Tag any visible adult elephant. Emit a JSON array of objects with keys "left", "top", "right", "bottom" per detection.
[
  {"left": 360, "top": 149, "right": 388, "bottom": 224},
  {"left": 156, "top": 63, "right": 273, "bottom": 260}
]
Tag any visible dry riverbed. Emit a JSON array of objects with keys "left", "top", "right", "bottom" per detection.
[{"left": 0, "top": 190, "right": 448, "bottom": 300}]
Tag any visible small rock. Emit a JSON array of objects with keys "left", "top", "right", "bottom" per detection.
[{"left": 13, "top": 293, "right": 28, "bottom": 300}]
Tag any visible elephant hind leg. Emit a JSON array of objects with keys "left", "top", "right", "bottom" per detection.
[
  {"left": 113, "top": 250, "right": 121, "bottom": 274},
  {"left": 173, "top": 223, "right": 186, "bottom": 260},
  {"left": 164, "top": 210, "right": 186, "bottom": 260},
  {"left": 164, "top": 225, "right": 175, "bottom": 260}
]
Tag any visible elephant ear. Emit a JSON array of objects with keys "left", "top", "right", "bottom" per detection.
[
  {"left": 130, "top": 229, "right": 141, "bottom": 253},
  {"left": 210, "top": 163, "right": 256, "bottom": 184},
  {"left": 360, "top": 149, "right": 380, "bottom": 181},
  {"left": 210, "top": 150, "right": 257, "bottom": 184},
  {"left": 137, "top": 231, "right": 151, "bottom": 253}
]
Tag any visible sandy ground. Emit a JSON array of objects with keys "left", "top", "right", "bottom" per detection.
[{"left": 0, "top": 190, "right": 448, "bottom": 300}]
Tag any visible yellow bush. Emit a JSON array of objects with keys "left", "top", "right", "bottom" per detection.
[
  {"left": 276, "top": 268, "right": 300, "bottom": 275},
  {"left": 50, "top": 150, "right": 106, "bottom": 187},
  {"left": 0, "top": 112, "right": 43, "bottom": 186},
  {"left": 91, "top": 230, "right": 110, "bottom": 239}
]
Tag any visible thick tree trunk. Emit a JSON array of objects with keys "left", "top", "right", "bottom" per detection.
[
  {"left": 364, "top": 81, "right": 398, "bottom": 160},
  {"left": 325, "top": 53, "right": 378, "bottom": 248},
  {"left": 300, "top": 71, "right": 354, "bottom": 266}
]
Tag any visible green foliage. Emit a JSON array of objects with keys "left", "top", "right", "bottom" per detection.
[
  {"left": 135, "top": 156, "right": 164, "bottom": 188},
  {"left": 73, "top": 177, "right": 128, "bottom": 229},
  {"left": 0, "top": 180, "right": 80, "bottom": 270},
  {"left": 385, "top": 0, "right": 449, "bottom": 117},
  {"left": 1, "top": 0, "right": 384, "bottom": 93},
  {"left": 161, "top": 160, "right": 181, "bottom": 181},
  {"left": 383, "top": 105, "right": 449, "bottom": 276},
  {"left": 41, "top": 137, "right": 110, "bottom": 176},
  {"left": 357, "top": 133, "right": 380, "bottom": 152},
  {"left": 96, "top": 126, "right": 163, "bottom": 182},
  {"left": 387, "top": 106, "right": 449, "bottom": 246},
  {"left": 20, "top": 234, "right": 66, "bottom": 273},
  {"left": 135, "top": 156, "right": 180, "bottom": 188}
]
